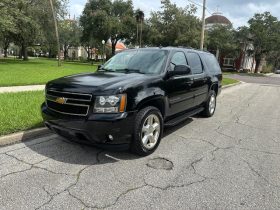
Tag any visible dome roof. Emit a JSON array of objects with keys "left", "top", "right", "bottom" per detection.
[{"left": 205, "top": 13, "right": 231, "bottom": 25}]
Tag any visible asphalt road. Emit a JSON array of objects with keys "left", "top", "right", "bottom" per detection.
[{"left": 1, "top": 82, "right": 280, "bottom": 210}]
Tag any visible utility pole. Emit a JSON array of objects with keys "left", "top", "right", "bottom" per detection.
[
  {"left": 139, "top": 19, "right": 143, "bottom": 48},
  {"left": 49, "top": 0, "right": 61, "bottom": 66},
  {"left": 200, "top": 0, "right": 206, "bottom": 50}
]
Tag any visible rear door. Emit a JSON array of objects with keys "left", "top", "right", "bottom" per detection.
[
  {"left": 186, "top": 52, "right": 209, "bottom": 107},
  {"left": 165, "top": 51, "right": 195, "bottom": 116}
]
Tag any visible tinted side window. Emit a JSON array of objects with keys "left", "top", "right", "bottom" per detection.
[
  {"left": 170, "top": 52, "right": 187, "bottom": 71},
  {"left": 203, "top": 54, "right": 221, "bottom": 73},
  {"left": 186, "top": 53, "right": 203, "bottom": 74}
]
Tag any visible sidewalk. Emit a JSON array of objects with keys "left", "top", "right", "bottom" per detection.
[{"left": 0, "top": 85, "right": 45, "bottom": 93}]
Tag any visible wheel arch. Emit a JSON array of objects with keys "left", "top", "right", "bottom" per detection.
[
  {"left": 210, "top": 83, "right": 219, "bottom": 96},
  {"left": 136, "top": 96, "right": 166, "bottom": 118}
]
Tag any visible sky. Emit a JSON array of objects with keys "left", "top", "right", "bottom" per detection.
[{"left": 68, "top": 0, "right": 280, "bottom": 28}]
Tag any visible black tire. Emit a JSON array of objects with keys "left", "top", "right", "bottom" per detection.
[
  {"left": 131, "top": 106, "right": 163, "bottom": 156},
  {"left": 201, "top": 90, "right": 217, "bottom": 117}
]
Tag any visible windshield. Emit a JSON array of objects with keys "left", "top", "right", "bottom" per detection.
[{"left": 100, "top": 50, "right": 168, "bottom": 74}]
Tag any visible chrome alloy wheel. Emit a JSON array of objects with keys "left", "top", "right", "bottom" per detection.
[
  {"left": 209, "top": 94, "right": 216, "bottom": 115},
  {"left": 141, "top": 114, "right": 161, "bottom": 149}
]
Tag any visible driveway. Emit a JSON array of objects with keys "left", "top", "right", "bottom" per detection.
[
  {"left": 225, "top": 73, "right": 280, "bottom": 85},
  {"left": 1, "top": 83, "right": 280, "bottom": 209}
]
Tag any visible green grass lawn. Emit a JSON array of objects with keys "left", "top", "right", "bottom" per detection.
[
  {"left": 223, "top": 72, "right": 265, "bottom": 77},
  {"left": 0, "top": 91, "right": 44, "bottom": 136},
  {"left": 222, "top": 78, "right": 239, "bottom": 86},
  {"left": 0, "top": 58, "right": 97, "bottom": 86}
]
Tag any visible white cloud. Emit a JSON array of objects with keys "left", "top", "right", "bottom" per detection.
[{"left": 69, "top": 3, "right": 85, "bottom": 18}]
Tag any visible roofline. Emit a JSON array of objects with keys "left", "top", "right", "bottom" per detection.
[{"left": 121, "top": 47, "right": 212, "bottom": 54}]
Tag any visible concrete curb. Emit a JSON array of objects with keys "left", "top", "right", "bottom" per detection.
[
  {"left": 222, "top": 81, "right": 242, "bottom": 89},
  {"left": 0, "top": 127, "right": 52, "bottom": 147},
  {"left": 264, "top": 73, "right": 274, "bottom": 77},
  {"left": 0, "top": 85, "right": 45, "bottom": 93}
]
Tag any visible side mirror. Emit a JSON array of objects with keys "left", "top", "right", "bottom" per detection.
[
  {"left": 169, "top": 65, "right": 191, "bottom": 77},
  {"left": 97, "top": 65, "right": 103, "bottom": 70}
]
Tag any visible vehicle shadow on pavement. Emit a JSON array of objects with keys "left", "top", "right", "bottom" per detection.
[
  {"left": 163, "top": 118, "right": 193, "bottom": 138},
  {"left": 23, "top": 118, "right": 194, "bottom": 166}
]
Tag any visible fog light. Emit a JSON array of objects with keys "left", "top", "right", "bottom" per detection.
[{"left": 108, "top": 135, "right": 114, "bottom": 141}]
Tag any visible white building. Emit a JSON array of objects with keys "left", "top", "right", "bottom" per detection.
[{"left": 205, "top": 12, "right": 256, "bottom": 72}]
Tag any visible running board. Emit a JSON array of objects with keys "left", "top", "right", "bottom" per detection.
[{"left": 164, "top": 107, "right": 204, "bottom": 127}]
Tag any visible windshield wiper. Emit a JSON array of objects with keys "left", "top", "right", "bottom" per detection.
[
  {"left": 117, "top": 68, "right": 145, "bottom": 74},
  {"left": 99, "top": 68, "right": 116, "bottom": 72}
]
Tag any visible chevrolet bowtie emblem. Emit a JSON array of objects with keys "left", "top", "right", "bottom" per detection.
[{"left": 55, "top": 97, "right": 67, "bottom": 104}]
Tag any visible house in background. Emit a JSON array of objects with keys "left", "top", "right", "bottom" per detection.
[
  {"left": 205, "top": 12, "right": 256, "bottom": 72},
  {"left": 68, "top": 41, "right": 127, "bottom": 60}
]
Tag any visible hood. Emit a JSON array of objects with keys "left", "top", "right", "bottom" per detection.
[{"left": 46, "top": 72, "right": 151, "bottom": 95}]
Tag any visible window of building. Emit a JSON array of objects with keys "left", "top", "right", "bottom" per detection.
[{"left": 223, "top": 58, "right": 234, "bottom": 66}]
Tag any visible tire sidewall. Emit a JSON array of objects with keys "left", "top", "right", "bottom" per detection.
[
  {"left": 206, "top": 90, "right": 216, "bottom": 117},
  {"left": 133, "top": 107, "right": 163, "bottom": 155}
]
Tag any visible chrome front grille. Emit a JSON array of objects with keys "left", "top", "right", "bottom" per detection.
[{"left": 46, "top": 90, "right": 92, "bottom": 116}]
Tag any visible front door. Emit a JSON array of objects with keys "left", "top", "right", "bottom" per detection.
[{"left": 165, "top": 51, "right": 195, "bottom": 117}]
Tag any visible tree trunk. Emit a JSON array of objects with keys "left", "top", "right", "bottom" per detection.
[
  {"left": 112, "top": 39, "right": 117, "bottom": 56},
  {"left": 22, "top": 44, "right": 28, "bottom": 61},
  {"left": 48, "top": 49, "right": 52, "bottom": 58},
  {"left": 83, "top": 46, "right": 90, "bottom": 61},
  {"left": 64, "top": 46, "right": 68, "bottom": 60},
  {"left": 254, "top": 58, "right": 261, "bottom": 73},
  {"left": 4, "top": 47, "right": 8, "bottom": 58},
  {"left": 3, "top": 38, "right": 9, "bottom": 57},
  {"left": 19, "top": 47, "right": 23, "bottom": 59},
  {"left": 215, "top": 48, "right": 220, "bottom": 60}
]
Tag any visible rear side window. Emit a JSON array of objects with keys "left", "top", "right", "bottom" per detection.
[
  {"left": 203, "top": 54, "right": 221, "bottom": 73},
  {"left": 170, "top": 52, "right": 188, "bottom": 71},
  {"left": 186, "top": 53, "right": 203, "bottom": 74}
]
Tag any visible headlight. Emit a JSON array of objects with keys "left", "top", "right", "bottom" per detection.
[{"left": 93, "top": 94, "right": 127, "bottom": 113}]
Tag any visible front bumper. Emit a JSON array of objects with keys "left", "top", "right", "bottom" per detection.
[{"left": 41, "top": 103, "right": 136, "bottom": 146}]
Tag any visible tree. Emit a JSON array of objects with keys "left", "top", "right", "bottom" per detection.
[
  {"left": 207, "top": 25, "right": 238, "bottom": 60},
  {"left": 148, "top": 0, "right": 201, "bottom": 47},
  {"left": 59, "top": 19, "right": 82, "bottom": 59},
  {"left": 80, "top": 0, "right": 136, "bottom": 56},
  {"left": 0, "top": 1, "right": 19, "bottom": 57},
  {"left": 0, "top": 0, "right": 67, "bottom": 60},
  {"left": 135, "top": 9, "right": 144, "bottom": 47},
  {"left": 248, "top": 12, "right": 279, "bottom": 73}
]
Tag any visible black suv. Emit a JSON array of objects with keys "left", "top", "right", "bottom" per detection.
[{"left": 42, "top": 47, "right": 222, "bottom": 155}]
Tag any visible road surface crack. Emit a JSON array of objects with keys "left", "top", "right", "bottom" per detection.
[
  {"left": 239, "top": 158, "right": 280, "bottom": 188},
  {"left": 94, "top": 184, "right": 147, "bottom": 209}
]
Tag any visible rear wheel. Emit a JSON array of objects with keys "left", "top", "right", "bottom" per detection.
[
  {"left": 131, "top": 106, "right": 163, "bottom": 156},
  {"left": 201, "top": 90, "right": 217, "bottom": 117}
]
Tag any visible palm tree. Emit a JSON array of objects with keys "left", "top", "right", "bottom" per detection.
[{"left": 135, "top": 10, "right": 144, "bottom": 47}]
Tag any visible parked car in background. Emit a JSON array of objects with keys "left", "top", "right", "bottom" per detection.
[
  {"left": 275, "top": 69, "right": 280, "bottom": 74},
  {"left": 42, "top": 47, "right": 222, "bottom": 156}
]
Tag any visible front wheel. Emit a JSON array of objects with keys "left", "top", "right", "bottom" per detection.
[
  {"left": 201, "top": 90, "right": 217, "bottom": 117},
  {"left": 131, "top": 106, "right": 163, "bottom": 156}
]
